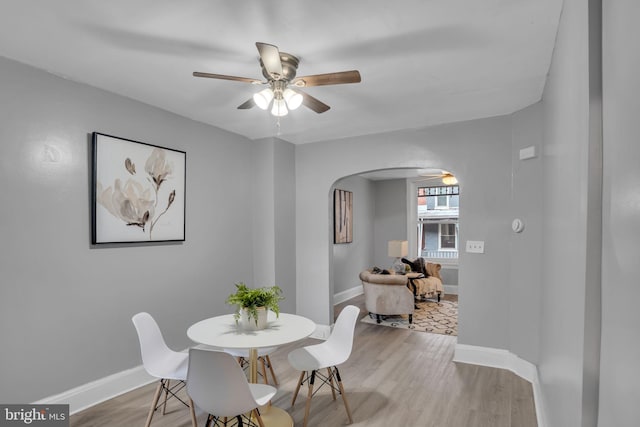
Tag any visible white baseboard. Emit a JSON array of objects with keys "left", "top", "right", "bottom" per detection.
[
  {"left": 333, "top": 285, "right": 363, "bottom": 306},
  {"left": 33, "top": 365, "right": 155, "bottom": 415},
  {"left": 444, "top": 284, "right": 458, "bottom": 295},
  {"left": 453, "top": 344, "right": 546, "bottom": 427}
]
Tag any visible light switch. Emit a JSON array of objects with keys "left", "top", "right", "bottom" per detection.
[
  {"left": 466, "top": 240, "right": 485, "bottom": 253},
  {"left": 519, "top": 145, "right": 537, "bottom": 160}
]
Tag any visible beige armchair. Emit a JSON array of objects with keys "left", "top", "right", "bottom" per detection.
[{"left": 359, "top": 270, "right": 414, "bottom": 324}]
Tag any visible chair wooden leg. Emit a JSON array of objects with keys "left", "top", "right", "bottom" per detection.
[
  {"left": 162, "top": 379, "right": 170, "bottom": 415},
  {"left": 335, "top": 368, "right": 353, "bottom": 424},
  {"left": 145, "top": 380, "right": 164, "bottom": 427},
  {"left": 328, "top": 368, "right": 337, "bottom": 401},
  {"left": 302, "top": 371, "right": 316, "bottom": 427},
  {"left": 260, "top": 357, "right": 269, "bottom": 385},
  {"left": 265, "top": 355, "right": 278, "bottom": 385},
  {"left": 188, "top": 397, "right": 198, "bottom": 427},
  {"left": 253, "top": 409, "right": 266, "bottom": 427},
  {"left": 291, "top": 371, "right": 305, "bottom": 406}
]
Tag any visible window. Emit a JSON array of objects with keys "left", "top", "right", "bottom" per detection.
[
  {"left": 439, "top": 223, "right": 457, "bottom": 250},
  {"left": 435, "top": 195, "right": 449, "bottom": 209},
  {"left": 416, "top": 185, "right": 459, "bottom": 260}
]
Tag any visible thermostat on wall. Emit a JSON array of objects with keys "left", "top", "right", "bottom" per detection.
[{"left": 512, "top": 218, "right": 524, "bottom": 233}]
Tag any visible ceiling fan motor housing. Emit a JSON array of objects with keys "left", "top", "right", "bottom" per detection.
[{"left": 260, "top": 52, "right": 299, "bottom": 82}]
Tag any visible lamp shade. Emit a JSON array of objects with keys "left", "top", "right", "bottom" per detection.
[
  {"left": 388, "top": 240, "right": 408, "bottom": 258},
  {"left": 271, "top": 98, "right": 288, "bottom": 116},
  {"left": 283, "top": 88, "right": 303, "bottom": 110},
  {"left": 253, "top": 88, "right": 274, "bottom": 110}
]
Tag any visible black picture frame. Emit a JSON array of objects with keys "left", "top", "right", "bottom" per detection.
[{"left": 91, "top": 132, "right": 186, "bottom": 244}]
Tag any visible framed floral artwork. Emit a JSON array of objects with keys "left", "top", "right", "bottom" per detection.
[
  {"left": 91, "top": 132, "right": 186, "bottom": 244},
  {"left": 334, "top": 189, "right": 353, "bottom": 244}
]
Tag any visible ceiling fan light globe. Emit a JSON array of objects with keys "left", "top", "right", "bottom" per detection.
[
  {"left": 253, "top": 88, "right": 274, "bottom": 110},
  {"left": 442, "top": 174, "right": 458, "bottom": 185},
  {"left": 271, "top": 98, "right": 288, "bottom": 117},
  {"left": 283, "top": 88, "right": 303, "bottom": 110}
]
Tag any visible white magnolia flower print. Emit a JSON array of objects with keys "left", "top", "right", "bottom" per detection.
[
  {"left": 125, "top": 158, "right": 136, "bottom": 175},
  {"left": 145, "top": 148, "right": 173, "bottom": 190},
  {"left": 97, "top": 179, "right": 155, "bottom": 230},
  {"left": 97, "top": 145, "right": 177, "bottom": 240}
]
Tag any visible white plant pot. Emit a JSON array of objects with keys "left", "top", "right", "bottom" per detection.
[{"left": 239, "top": 307, "right": 268, "bottom": 330}]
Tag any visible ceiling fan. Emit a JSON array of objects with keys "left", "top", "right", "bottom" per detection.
[
  {"left": 193, "top": 42, "right": 361, "bottom": 116},
  {"left": 416, "top": 171, "right": 458, "bottom": 185}
]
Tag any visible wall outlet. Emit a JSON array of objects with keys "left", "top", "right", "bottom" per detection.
[{"left": 466, "top": 240, "right": 485, "bottom": 253}]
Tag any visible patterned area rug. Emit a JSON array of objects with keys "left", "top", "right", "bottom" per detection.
[{"left": 360, "top": 297, "right": 458, "bottom": 336}]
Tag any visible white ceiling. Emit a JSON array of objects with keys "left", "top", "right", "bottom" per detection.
[{"left": 0, "top": 0, "right": 561, "bottom": 145}]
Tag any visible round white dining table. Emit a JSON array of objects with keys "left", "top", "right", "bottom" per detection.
[{"left": 187, "top": 311, "right": 316, "bottom": 427}]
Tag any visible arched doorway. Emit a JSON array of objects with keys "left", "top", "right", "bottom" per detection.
[{"left": 330, "top": 168, "right": 460, "bottom": 321}]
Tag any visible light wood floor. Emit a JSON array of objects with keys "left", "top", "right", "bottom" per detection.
[{"left": 70, "top": 294, "right": 537, "bottom": 427}]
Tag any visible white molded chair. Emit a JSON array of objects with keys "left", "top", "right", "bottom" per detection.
[
  {"left": 187, "top": 348, "right": 277, "bottom": 427},
  {"left": 132, "top": 312, "right": 196, "bottom": 427},
  {"left": 224, "top": 347, "right": 279, "bottom": 385},
  {"left": 288, "top": 305, "right": 360, "bottom": 427}
]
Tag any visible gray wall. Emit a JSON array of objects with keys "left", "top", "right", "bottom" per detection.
[
  {"left": 272, "top": 138, "right": 297, "bottom": 311},
  {"left": 295, "top": 115, "right": 514, "bottom": 349},
  {"left": 331, "top": 175, "right": 375, "bottom": 295},
  {"left": 251, "top": 137, "right": 297, "bottom": 313},
  {"left": 537, "top": 0, "right": 603, "bottom": 425},
  {"left": 600, "top": 0, "right": 640, "bottom": 425},
  {"left": 251, "top": 138, "right": 276, "bottom": 287},
  {"left": 509, "top": 102, "right": 543, "bottom": 364},
  {"left": 373, "top": 179, "right": 408, "bottom": 269},
  {"left": 439, "top": 267, "right": 458, "bottom": 289},
  {"left": 0, "top": 56, "right": 258, "bottom": 403}
]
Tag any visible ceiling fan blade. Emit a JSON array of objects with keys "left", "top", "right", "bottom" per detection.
[
  {"left": 256, "top": 42, "right": 283, "bottom": 80},
  {"left": 237, "top": 98, "right": 256, "bottom": 109},
  {"left": 292, "top": 70, "right": 361, "bottom": 87},
  {"left": 298, "top": 90, "right": 330, "bottom": 113},
  {"left": 193, "top": 72, "right": 262, "bottom": 84}
]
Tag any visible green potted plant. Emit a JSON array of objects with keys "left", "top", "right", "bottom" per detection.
[{"left": 226, "top": 283, "right": 284, "bottom": 330}]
